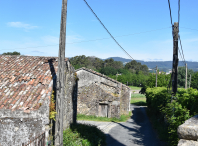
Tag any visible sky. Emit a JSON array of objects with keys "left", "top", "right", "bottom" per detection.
[{"left": 0, "top": 0, "right": 198, "bottom": 61}]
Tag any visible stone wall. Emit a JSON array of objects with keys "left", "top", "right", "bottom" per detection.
[
  {"left": 77, "top": 83, "right": 120, "bottom": 118},
  {"left": 0, "top": 118, "right": 43, "bottom": 146},
  {"left": 120, "top": 85, "right": 131, "bottom": 115},
  {"left": 0, "top": 97, "right": 50, "bottom": 146},
  {"left": 76, "top": 68, "right": 130, "bottom": 118},
  {"left": 177, "top": 114, "right": 198, "bottom": 145},
  {"left": 63, "top": 61, "right": 78, "bottom": 129},
  {"left": 0, "top": 60, "right": 78, "bottom": 146}
]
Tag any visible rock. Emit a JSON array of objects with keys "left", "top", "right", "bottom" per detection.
[
  {"left": 178, "top": 139, "right": 198, "bottom": 146},
  {"left": 177, "top": 115, "right": 198, "bottom": 140}
]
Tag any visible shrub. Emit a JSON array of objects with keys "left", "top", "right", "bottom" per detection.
[
  {"left": 63, "top": 123, "right": 106, "bottom": 146},
  {"left": 145, "top": 87, "right": 198, "bottom": 146}
]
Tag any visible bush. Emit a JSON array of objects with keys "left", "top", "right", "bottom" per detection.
[
  {"left": 145, "top": 87, "right": 198, "bottom": 146},
  {"left": 63, "top": 123, "right": 106, "bottom": 146}
]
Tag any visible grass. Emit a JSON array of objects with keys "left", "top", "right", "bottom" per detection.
[
  {"left": 77, "top": 112, "right": 132, "bottom": 122},
  {"left": 130, "top": 93, "right": 147, "bottom": 106},
  {"left": 129, "top": 86, "right": 141, "bottom": 90},
  {"left": 63, "top": 123, "right": 106, "bottom": 146},
  {"left": 131, "top": 93, "right": 146, "bottom": 98}
]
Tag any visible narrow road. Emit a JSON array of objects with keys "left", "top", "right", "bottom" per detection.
[
  {"left": 106, "top": 104, "right": 163, "bottom": 146},
  {"left": 78, "top": 104, "right": 165, "bottom": 146}
]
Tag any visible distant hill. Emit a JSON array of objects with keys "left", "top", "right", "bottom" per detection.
[{"left": 104, "top": 57, "right": 198, "bottom": 72}]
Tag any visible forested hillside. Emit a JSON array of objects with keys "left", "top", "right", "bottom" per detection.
[
  {"left": 105, "top": 57, "right": 198, "bottom": 72},
  {"left": 70, "top": 55, "right": 198, "bottom": 90}
]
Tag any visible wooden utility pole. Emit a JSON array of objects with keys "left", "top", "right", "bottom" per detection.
[
  {"left": 172, "top": 22, "right": 179, "bottom": 95},
  {"left": 189, "top": 74, "right": 191, "bottom": 88},
  {"left": 185, "top": 63, "right": 187, "bottom": 89},
  {"left": 55, "top": 0, "right": 67, "bottom": 146},
  {"left": 155, "top": 66, "right": 157, "bottom": 87}
]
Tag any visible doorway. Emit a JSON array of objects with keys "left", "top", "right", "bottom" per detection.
[{"left": 99, "top": 103, "right": 108, "bottom": 117}]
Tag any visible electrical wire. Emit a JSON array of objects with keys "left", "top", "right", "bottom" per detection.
[
  {"left": 0, "top": 27, "right": 171, "bottom": 52},
  {"left": 178, "top": 48, "right": 185, "bottom": 65},
  {"left": 178, "top": 0, "right": 180, "bottom": 29},
  {"left": 180, "top": 27, "right": 198, "bottom": 31},
  {"left": 168, "top": 0, "right": 173, "bottom": 25},
  {"left": 83, "top": 0, "right": 134, "bottom": 60},
  {"left": 178, "top": 35, "right": 186, "bottom": 64}
]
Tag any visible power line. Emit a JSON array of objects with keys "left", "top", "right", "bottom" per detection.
[
  {"left": 178, "top": 35, "right": 186, "bottom": 64},
  {"left": 83, "top": 0, "right": 135, "bottom": 60},
  {"left": 0, "top": 27, "right": 171, "bottom": 52},
  {"left": 178, "top": 0, "right": 180, "bottom": 29},
  {"left": 178, "top": 47, "right": 185, "bottom": 65},
  {"left": 168, "top": 0, "right": 173, "bottom": 25},
  {"left": 180, "top": 27, "right": 198, "bottom": 31}
]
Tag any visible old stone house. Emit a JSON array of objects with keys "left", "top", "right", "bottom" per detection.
[
  {"left": 0, "top": 55, "right": 77, "bottom": 146},
  {"left": 76, "top": 67, "right": 131, "bottom": 118}
]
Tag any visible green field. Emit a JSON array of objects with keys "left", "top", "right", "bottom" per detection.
[
  {"left": 130, "top": 93, "right": 146, "bottom": 106},
  {"left": 129, "top": 86, "right": 142, "bottom": 90}
]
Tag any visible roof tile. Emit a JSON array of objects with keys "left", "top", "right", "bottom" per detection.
[{"left": 0, "top": 55, "right": 68, "bottom": 111}]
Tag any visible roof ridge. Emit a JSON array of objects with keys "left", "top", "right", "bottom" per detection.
[{"left": 75, "top": 67, "right": 130, "bottom": 89}]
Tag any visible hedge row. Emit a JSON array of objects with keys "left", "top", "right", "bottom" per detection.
[{"left": 145, "top": 87, "right": 198, "bottom": 146}]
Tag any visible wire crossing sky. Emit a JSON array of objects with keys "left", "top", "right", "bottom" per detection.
[{"left": 0, "top": 0, "right": 198, "bottom": 61}]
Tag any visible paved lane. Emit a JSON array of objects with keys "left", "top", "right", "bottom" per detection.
[{"left": 106, "top": 104, "right": 163, "bottom": 146}]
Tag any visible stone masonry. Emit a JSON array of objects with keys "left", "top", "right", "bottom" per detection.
[
  {"left": 177, "top": 114, "right": 198, "bottom": 146},
  {"left": 76, "top": 67, "right": 131, "bottom": 118},
  {"left": 0, "top": 55, "right": 77, "bottom": 146}
]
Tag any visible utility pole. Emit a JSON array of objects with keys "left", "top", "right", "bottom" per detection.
[
  {"left": 185, "top": 63, "right": 187, "bottom": 89},
  {"left": 55, "top": 0, "right": 67, "bottom": 146},
  {"left": 189, "top": 74, "right": 191, "bottom": 88},
  {"left": 155, "top": 66, "right": 157, "bottom": 87},
  {"left": 172, "top": 22, "right": 179, "bottom": 95}
]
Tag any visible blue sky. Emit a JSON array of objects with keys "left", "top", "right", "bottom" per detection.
[{"left": 0, "top": 0, "right": 198, "bottom": 61}]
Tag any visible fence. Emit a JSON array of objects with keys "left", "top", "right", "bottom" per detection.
[{"left": 22, "top": 132, "right": 45, "bottom": 146}]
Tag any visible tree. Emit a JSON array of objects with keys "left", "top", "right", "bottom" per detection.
[
  {"left": 191, "top": 72, "right": 198, "bottom": 89},
  {"left": 100, "top": 67, "right": 117, "bottom": 75},
  {"left": 2, "top": 51, "right": 20, "bottom": 55},
  {"left": 125, "top": 60, "right": 149, "bottom": 75},
  {"left": 177, "top": 67, "right": 194, "bottom": 88}
]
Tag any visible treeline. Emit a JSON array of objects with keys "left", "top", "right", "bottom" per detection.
[
  {"left": 70, "top": 55, "right": 198, "bottom": 89},
  {"left": 70, "top": 55, "right": 150, "bottom": 87},
  {"left": 1, "top": 51, "right": 20, "bottom": 55}
]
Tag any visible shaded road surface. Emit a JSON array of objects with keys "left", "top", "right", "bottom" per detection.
[{"left": 106, "top": 104, "right": 163, "bottom": 146}]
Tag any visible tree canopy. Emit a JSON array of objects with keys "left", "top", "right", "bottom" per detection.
[{"left": 2, "top": 51, "right": 20, "bottom": 55}]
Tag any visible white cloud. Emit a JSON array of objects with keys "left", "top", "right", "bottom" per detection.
[{"left": 7, "top": 22, "right": 38, "bottom": 30}]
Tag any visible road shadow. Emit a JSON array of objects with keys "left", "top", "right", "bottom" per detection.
[
  {"left": 107, "top": 106, "right": 166, "bottom": 146},
  {"left": 69, "top": 123, "right": 125, "bottom": 146}
]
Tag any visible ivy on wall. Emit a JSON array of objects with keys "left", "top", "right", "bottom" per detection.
[{"left": 49, "top": 90, "right": 57, "bottom": 121}]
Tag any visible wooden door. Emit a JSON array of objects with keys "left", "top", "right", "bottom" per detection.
[{"left": 99, "top": 104, "right": 108, "bottom": 117}]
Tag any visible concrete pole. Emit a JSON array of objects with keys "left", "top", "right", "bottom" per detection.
[
  {"left": 185, "top": 63, "right": 187, "bottom": 89},
  {"left": 155, "top": 66, "right": 157, "bottom": 87},
  {"left": 189, "top": 74, "right": 191, "bottom": 88},
  {"left": 55, "top": 0, "right": 67, "bottom": 145}
]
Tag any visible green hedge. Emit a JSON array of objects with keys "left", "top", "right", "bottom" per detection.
[{"left": 146, "top": 87, "right": 198, "bottom": 146}]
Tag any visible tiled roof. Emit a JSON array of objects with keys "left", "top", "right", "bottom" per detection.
[
  {"left": 0, "top": 55, "right": 67, "bottom": 111},
  {"left": 75, "top": 67, "right": 130, "bottom": 89}
]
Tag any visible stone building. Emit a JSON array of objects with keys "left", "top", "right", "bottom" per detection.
[
  {"left": 0, "top": 55, "right": 77, "bottom": 146},
  {"left": 76, "top": 67, "right": 131, "bottom": 118}
]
